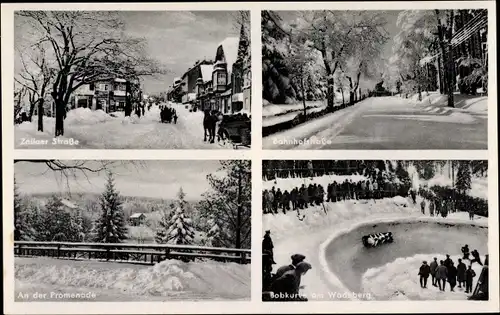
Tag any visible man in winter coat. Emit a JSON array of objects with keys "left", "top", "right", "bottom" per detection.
[
  {"left": 429, "top": 200, "right": 435, "bottom": 217},
  {"left": 274, "top": 188, "right": 282, "bottom": 213},
  {"left": 448, "top": 261, "right": 458, "bottom": 291},
  {"left": 430, "top": 257, "right": 439, "bottom": 287},
  {"left": 436, "top": 260, "right": 448, "bottom": 291},
  {"left": 462, "top": 244, "right": 470, "bottom": 260},
  {"left": 302, "top": 184, "right": 309, "bottom": 209},
  {"left": 262, "top": 230, "right": 276, "bottom": 264},
  {"left": 274, "top": 254, "right": 306, "bottom": 280},
  {"left": 457, "top": 258, "right": 467, "bottom": 288},
  {"left": 465, "top": 264, "right": 476, "bottom": 293},
  {"left": 444, "top": 254, "right": 453, "bottom": 270},
  {"left": 469, "top": 208, "right": 475, "bottom": 220},
  {"left": 282, "top": 190, "right": 290, "bottom": 213},
  {"left": 308, "top": 184, "right": 314, "bottom": 206},
  {"left": 270, "top": 261, "right": 312, "bottom": 301},
  {"left": 290, "top": 188, "right": 298, "bottom": 210},
  {"left": 471, "top": 249, "right": 483, "bottom": 266},
  {"left": 418, "top": 261, "right": 431, "bottom": 288},
  {"left": 420, "top": 199, "right": 426, "bottom": 215}
]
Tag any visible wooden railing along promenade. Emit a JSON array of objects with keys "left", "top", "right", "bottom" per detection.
[{"left": 14, "top": 241, "right": 251, "bottom": 265}]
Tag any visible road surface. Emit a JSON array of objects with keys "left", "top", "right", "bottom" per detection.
[{"left": 263, "top": 96, "right": 488, "bottom": 149}]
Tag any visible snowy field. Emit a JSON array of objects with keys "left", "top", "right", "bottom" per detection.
[
  {"left": 15, "top": 257, "right": 250, "bottom": 301},
  {"left": 15, "top": 103, "right": 236, "bottom": 149}
]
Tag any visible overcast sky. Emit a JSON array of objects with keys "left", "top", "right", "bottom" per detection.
[
  {"left": 15, "top": 160, "right": 223, "bottom": 200},
  {"left": 14, "top": 11, "right": 243, "bottom": 95}
]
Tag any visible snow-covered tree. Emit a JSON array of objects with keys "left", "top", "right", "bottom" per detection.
[
  {"left": 36, "top": 195, "right": 80, "bottom": 241},
  {"left": 157, "top": 188, "right": 195, "bottom": 245},
  {"left": 155, "top": 209, "right": 172, "bottom": 244},
  {"left": 455, "top": 161, "right": 472, "bottom": 194},
  {"left": 93, "top": 171, "right": 128, "bottom": 243},
  {"left": 198, "top": 161, "right": 251, "bottom": 249},
  {"left": 204, "top": 215, "right": 222, "bottom": 247},
  {"left": 13, "top": 178, "right": 37, "bottom": 241}
]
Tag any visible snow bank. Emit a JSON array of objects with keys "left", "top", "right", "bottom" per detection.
[
  {"left": 362, "top": 253, "right": 485, "bottom": 300},
  {"left": 65, "top": 108, "right": 113, "bottom": 125},
  {"left": 263, "top": 196, "right": 416, "bottom": 243},
  {"left": 412, "top": 92, "right": 488, "bottom": 114},
  {"left": 263, "top": 173, "right": 367, "bottom": 191},
  {"left": 15, "top": 257, "right": 250, "bottom": 299},
  {"left": 262, "top": 101, "right": 326, "bottom": 118}
]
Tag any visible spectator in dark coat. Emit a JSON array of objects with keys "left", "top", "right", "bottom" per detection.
[
  {"left": 462, "top": 244, "right": 470, "bottom": 260},
  {"left": 262, "top": 230, "right": 276, "bottom": 264},
  {"left": 418, "top": 261, "right": 431, "bottom": 288},
  {"left": 274, "top": 189, "right": 282, "bottom": 213},
  {"left": 471, "top": 249, "right": 483, "bottom": 266},
  {"left": 282, "top": 190, "right": 290, "bottom": 213},
  {"left": 430, "top": 257, "right": 439, "bottom": 287},
  {"left": 436, "top": 260, "right": 448, "bottom": 291},
  {"left": 465, "top": 265, "right": 476, "bottom": 293},
  {"left": 274, "top": 254, "right": 306, "bottom": 280},
  {"left": 448, "top": 261, "right": 458, "bottom": 292},
  {"left": 317, "top": 184, "right": 324, "bottom": 204},
  {"left": 457, "top": 258, "right": 467, "bottom": 288},
  {"left": 302, "top": 185, "right": 309, "bottom": 208},
  {"left": 290, "top": 188, "right": 298, "bottom": 210},
  {"left": 270, "top": 262, "right": 312, "bottom": 301},
  {"left": 444, "top": 254, "right": 453, "bottom": 270}
]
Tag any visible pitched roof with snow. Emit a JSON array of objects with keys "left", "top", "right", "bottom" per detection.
[
  {"left": 215, "top": 37, "right": 240, "bottom": 77},
  {"left": 200, "top": 64, "right": 213, "bottom": 83},
  {"left": 61, "top": 199, "right": 78, "bottom": 209},
  {"left": 130, "top": 213, "right": 146, "bottom": 218}
]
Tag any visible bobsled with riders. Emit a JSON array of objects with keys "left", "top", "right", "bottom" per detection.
[
  {"left": 362, "top": 232, "right": 394, "bottom": 248},
  {"left": 217, "top": 113, "right": 251, "bottom": 149}
]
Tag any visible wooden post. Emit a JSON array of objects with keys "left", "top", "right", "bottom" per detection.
[
  {"left": 57, "top": 244, "right": 61, "bottom": 258},
  {"left": 241, "top": 252, "right": 247, "bottom": 264},
  {"left": 164, "top": 248, "right": 170, "bottom": 261},
  {"left": 106, "top": 248, "right": 111, "bottom": 261}
]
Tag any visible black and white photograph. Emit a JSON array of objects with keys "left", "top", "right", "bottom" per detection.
[
  {"left": 262, "top": 160, "right": 489, "bottom": 301},
  {"left": 13, "top": 160, "right": 251, "bottom": 301},
  {"left": 14, "top": 11, "right": 251, "bottom": 149},
  {"left": 262, "top": 10, "right": 488, "bottom": 149}
]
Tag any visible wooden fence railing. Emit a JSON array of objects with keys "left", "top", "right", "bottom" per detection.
[{"left": 14, "top": 241, "right": 251, "bottom": 265}]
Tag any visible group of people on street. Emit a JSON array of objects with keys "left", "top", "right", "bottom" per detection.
[
  {"left": 418, "top": 245, "right": 488, "bottom": 297},
  {"left": 160, "top": 105, "right": 178, "bottom": 124},
  {"left": 262, "top": 178, "right": 412, "bottom": 214},
  {"left": 262, "top": 230, "right": 311, "bottom": 302}
]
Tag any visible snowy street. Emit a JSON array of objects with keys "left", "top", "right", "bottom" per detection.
[
  {"left": 15, "top": 103, "right": 235, "bottom": 149},
  {"left": 263, "top": 94, "right": 488, "bottom": 150}
]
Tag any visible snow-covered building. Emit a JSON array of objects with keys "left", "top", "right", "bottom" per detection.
[
  {"left": 129, "top": 213, "right": 146, "bottom": 226},
  {"left": 70, "top": 78, "right": 130, "bottom": 113}
]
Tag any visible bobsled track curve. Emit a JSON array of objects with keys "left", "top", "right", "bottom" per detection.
[{"left": 318, "top": 216, "right": 488, "bottom": 301}]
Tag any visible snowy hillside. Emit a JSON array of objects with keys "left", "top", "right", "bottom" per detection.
[{"left": 15, "top": 257, "right": 250, "bottom": 301}]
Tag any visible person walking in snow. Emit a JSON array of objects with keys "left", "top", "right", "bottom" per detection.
[
  {"left": 420, "top": 199, "right": 426, "bottom": 215},
  {"left": 436, "top": 260, "right": 448, "bottom": 291},
  {"left": 465, "top": 264, "right": 476, "bottom": 293},
  {"left": 448, "top": 261, "right": 458, "bottom": 292},
  {"left": 430, "top": 257, "right": 439, "bottom": 287},
  {"left": 418, "top": 261, "right": 431, "bottom": 288},
  {"left": 457, "top": 258, "right": 467, "bottom": 288},
  {"left": 468, "top": 208, "right": 475, "bottom": 220},
  {"left": 317, "top": 184, "right": 325, "bottom": 204}
]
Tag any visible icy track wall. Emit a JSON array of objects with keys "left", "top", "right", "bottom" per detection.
[
  {"left": 15, "top": 258, "right": 251, "bottom": 299},
  {"left": 319, "top": 217, "right": 488, "bottom": 301}
]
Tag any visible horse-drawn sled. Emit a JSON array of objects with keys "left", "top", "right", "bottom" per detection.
[
  {"left": 217, "top": 113, "right": 251, "bottom": 149},
  {"left": 362, "top": 232, "right": 394, "bottom": 248}
]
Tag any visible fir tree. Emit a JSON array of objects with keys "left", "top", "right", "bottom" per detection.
[
  {"left": 455, "top": 161, "right": 472, "bottom": 194},
  {"left": 158, "top": 188, "right": 195, "bottom": 245},
  {"left": 38, "top": 195, "right": 77, "bottom": 241},
  {"left": 205, "top": 215, "right": 222, "bottom": 247},
  {"left": 395, "top": 161, "right": 412, "bottom": 195},
  {"left": 93, "top": 172, "right": 128, "bottom": 243},
  {"left": 13, "top": 178, "right": 36, "bottom": 241},
  {"left": 155, "top": 209, "right": 172, "bottom": 244}
]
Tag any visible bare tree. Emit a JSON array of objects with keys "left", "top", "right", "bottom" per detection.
[
  {"left": 17, "top": 11, "right": 165, "bottom": 136},
  {"left": 15, "top": 45, "right": 54, "bottom": 131}
]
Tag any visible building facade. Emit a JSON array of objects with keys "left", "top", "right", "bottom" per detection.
[{"left": 71, "top": 78, "right": 130, "bottom": 113}]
